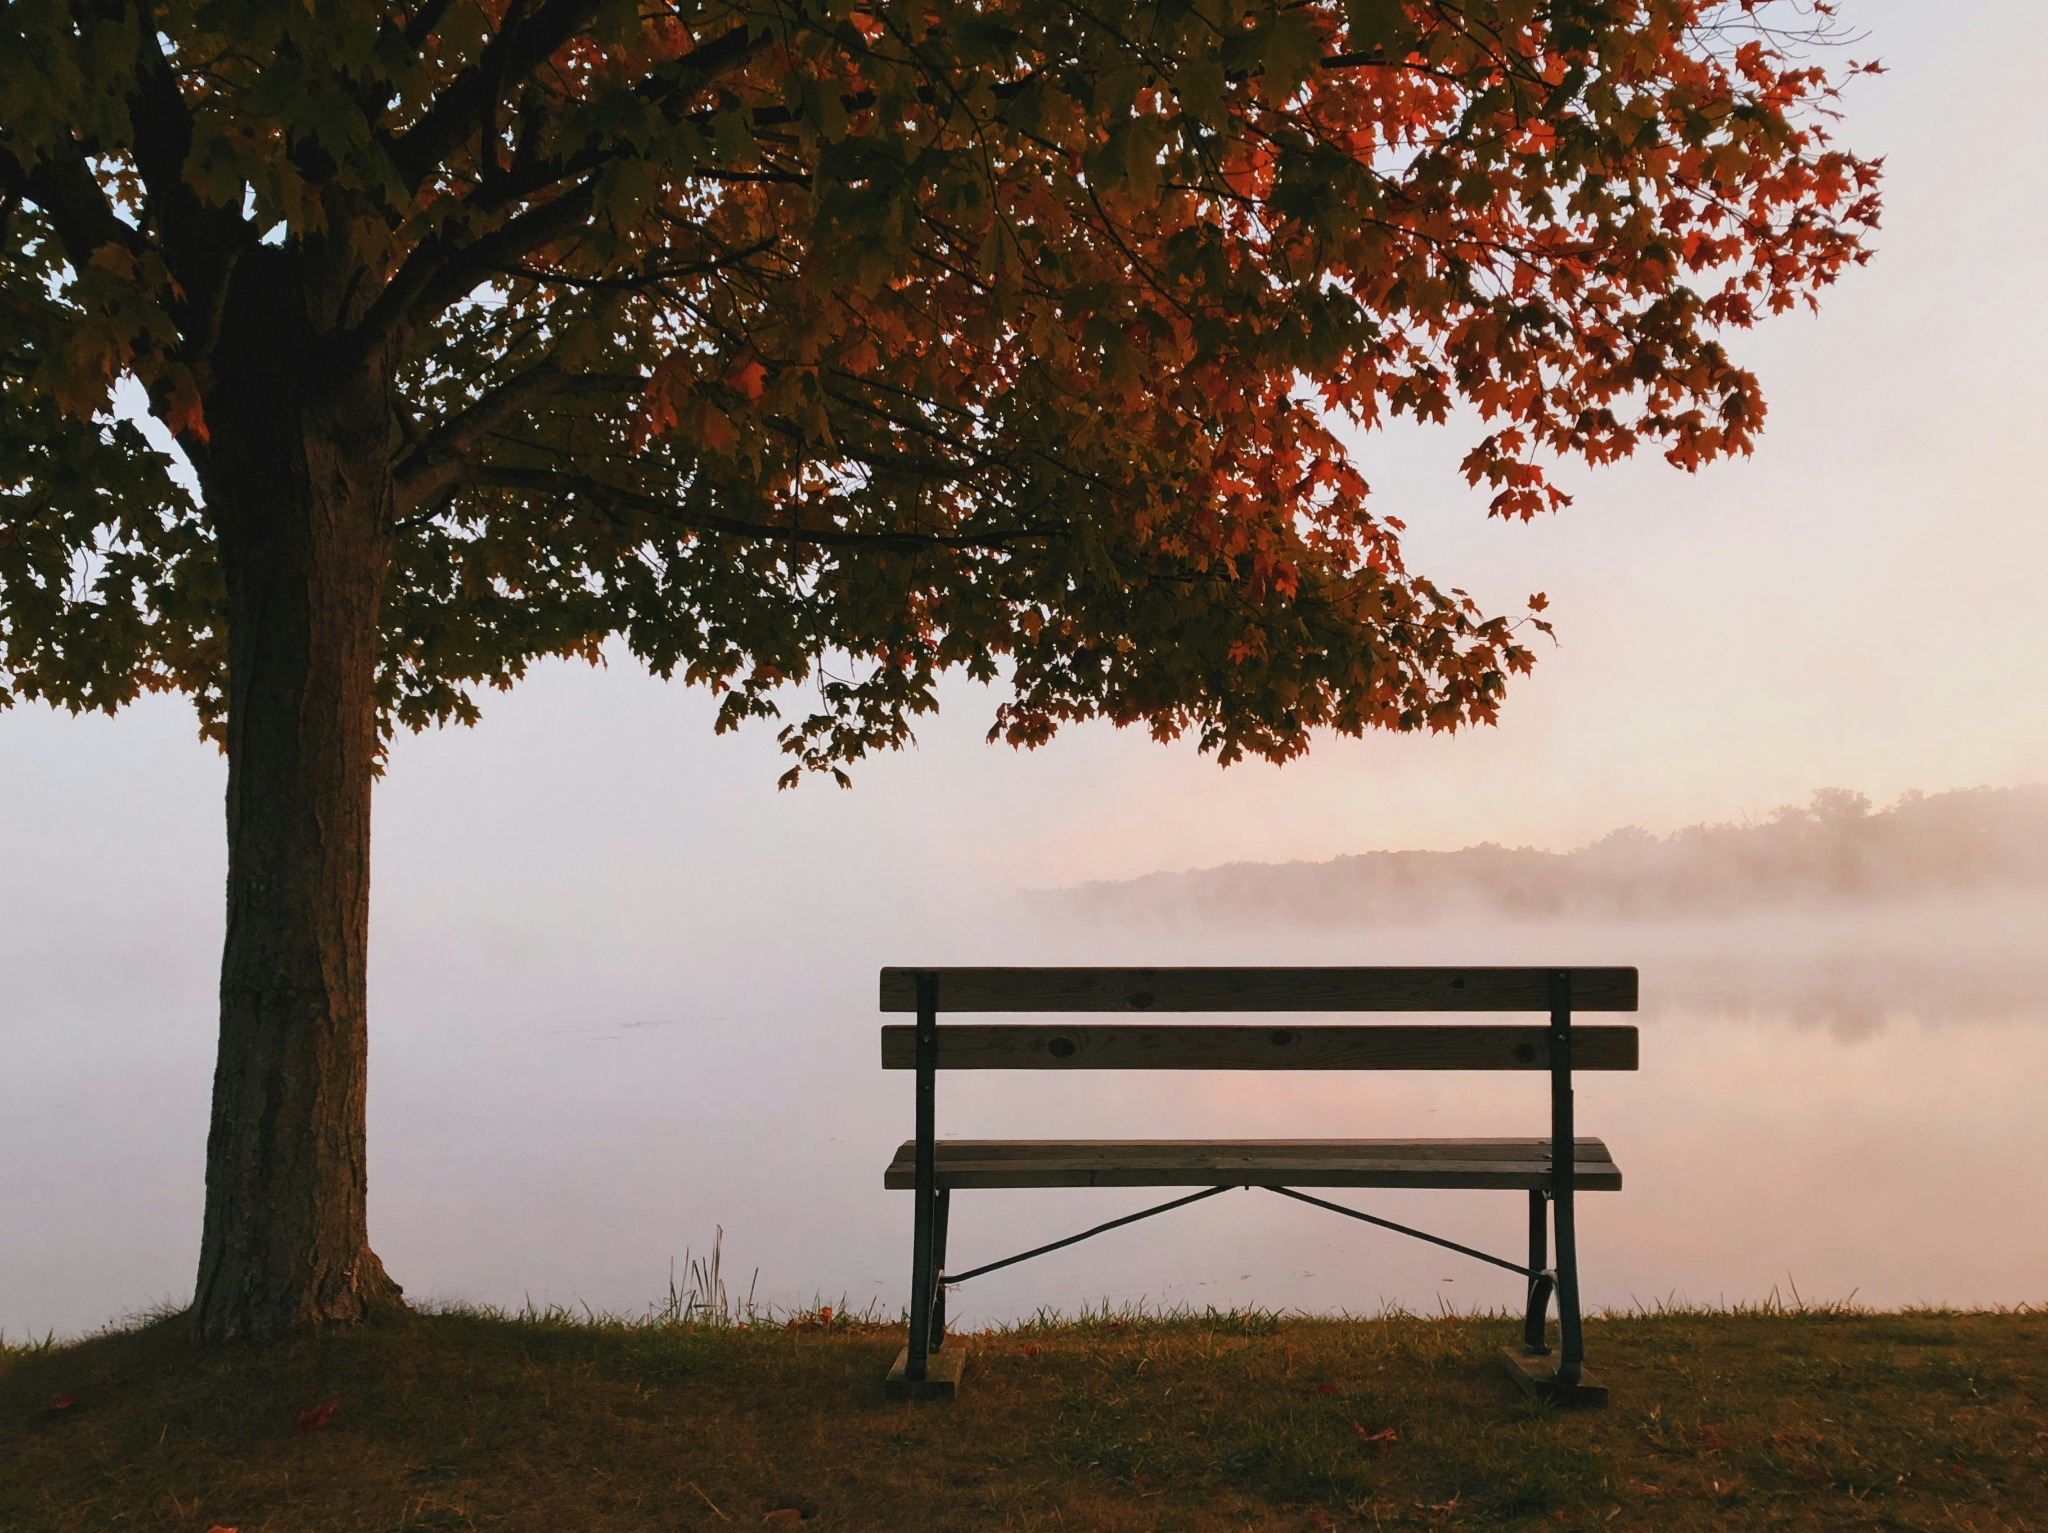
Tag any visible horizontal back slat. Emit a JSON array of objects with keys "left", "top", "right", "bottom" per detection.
[
  {"left": 878, "top": 966, "right": 1636, "bottom": 1014},
  {"left": 879, "top": 1023, "right": 1639, "bottom": 1072}
]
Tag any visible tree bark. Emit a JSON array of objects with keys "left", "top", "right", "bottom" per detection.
[{"left": 189, "top": 249, "right": 404, "bottom": 1344}]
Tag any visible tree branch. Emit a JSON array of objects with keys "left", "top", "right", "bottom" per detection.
[
  {"left": 393, "top": 362, "right": 638, "bottom": 511},
  {"left": 459, "top": 465, "right": 1062, "bottom": 552},
  {"left": 385, "top": 0, "right": 595, "bottom": 192},
  {"left": 0, "top": 135, "right": 147, "bottom": 266},
  {"left": 123, "top": 5, "right": 248, "bottom": 350}
]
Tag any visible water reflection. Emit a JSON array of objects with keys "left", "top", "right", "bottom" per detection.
[{"left": 913, "top": 894, "right": 2048, "bottom": 1324}]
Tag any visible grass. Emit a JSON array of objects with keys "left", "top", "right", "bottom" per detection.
[{"left": 3, "top": 1295, "right": 2044, "bottom": 1531}]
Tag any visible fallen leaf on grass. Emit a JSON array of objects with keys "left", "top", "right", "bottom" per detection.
[
  {"left": 1354, "top": 1424, "right": 1398, "bottom": 1449},
  {"left": 298, "top": 1401, "right": 338, "bottom": 1431}
]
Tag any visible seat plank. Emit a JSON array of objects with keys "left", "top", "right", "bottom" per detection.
[
  {"left": 878, "top": 966, "right": 1637, "bottom": 1014},
  {"left": 880, "top": 1023, "right": 1637, "bottom": 1072},
  {"left": 882, "top": 1138, "right": 1623, "bottom": 1192}
]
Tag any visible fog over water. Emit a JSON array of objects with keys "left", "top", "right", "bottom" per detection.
[
  {"left": 6, "top": 0, "right": 2048, "bottom": 1342},
  {"left": 5, "top": 676, "right": 2045, "bottom": 1341}
]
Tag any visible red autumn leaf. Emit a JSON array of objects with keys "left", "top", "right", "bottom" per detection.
[
  {"left": 158, "top": 366, "right": 211, "bottom": 445},
  {"left": 728, "top": 356, "right": 768, "bottom": 401},
  {"left": 297, "top": 1400, "right": 338, "bottom": 1431},
  {"left": 697, "top": 402, "right": 735, "bottom": 454}
]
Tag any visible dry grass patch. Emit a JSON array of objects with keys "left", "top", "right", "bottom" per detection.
[{"left": 2, "top": 1304, "right": 2044, "bottom": 1530}]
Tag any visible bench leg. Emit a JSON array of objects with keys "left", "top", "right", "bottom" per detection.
[
  {"left": 930, "top": 1188, "right": 951, "bottom": 1350},
  {"left": 904, "top": 972, "right": 938, "bottom": 1382},
  {"left": 889, "top": 1179, "right": 965, "bottom": 1397},
  {"left": 1522, "top": 1189, "right": 1554, "bottom": 1355},
  {"left": 907, "top": 1182, "right": 935, "bottom": 1377},
  {"left": 1553, "top": 1173, "right": 1585, "bottom": 1387}
]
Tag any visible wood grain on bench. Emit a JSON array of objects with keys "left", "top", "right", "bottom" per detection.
[
  {"left": 882, "top": 1137, "right": 1623, "bottom": 1191},
  {"left": 879, "top": 966, "right": 1637, "bottom": 1013},
  {"left": 881, "top": 1023, "right": 1638, "bottom": 1072}
]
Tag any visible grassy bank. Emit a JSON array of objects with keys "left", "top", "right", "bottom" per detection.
[{"left": 3, "top": 1303, "right": 2043, "bottom": 1531}]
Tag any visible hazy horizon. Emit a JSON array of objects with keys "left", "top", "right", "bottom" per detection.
[{"left": 1061, "top": 781, "right": 2048, "bottom": 919}]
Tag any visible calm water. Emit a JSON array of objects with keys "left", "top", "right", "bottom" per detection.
[{"left": 7, "top": 866, "right": 2044, "bottom": 1340}]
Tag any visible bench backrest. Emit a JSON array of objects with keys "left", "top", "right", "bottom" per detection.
[{"left": 879, "top": 966, "right": 1638, "bottom": 1073}]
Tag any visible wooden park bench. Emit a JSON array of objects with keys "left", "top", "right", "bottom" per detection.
[{"left": 880, "top": 966, "right": 1637, "bottom": 1405}]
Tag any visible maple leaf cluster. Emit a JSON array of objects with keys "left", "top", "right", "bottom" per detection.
[{"left": 0, "top": 0, "right": 1879, "bottom": 777}]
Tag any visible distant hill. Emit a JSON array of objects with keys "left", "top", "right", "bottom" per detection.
[{"left": 1062, "top": 786, "right": 2048, "bottom": 927}]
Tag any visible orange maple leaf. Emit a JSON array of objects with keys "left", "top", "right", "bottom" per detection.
[
  {"left": 728, "top": 356, "right": 768, "bottom": 401},
  {"left": 159, "top": 368, "right": 210, "bottom": 444}
]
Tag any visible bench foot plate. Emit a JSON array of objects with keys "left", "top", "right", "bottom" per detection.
[
  {"left": 1498, "top": 1348, "right": 1607, "bottom": 1408},
  {"left": 886, "top": 1345, "right": 966, "bottom": 1400}
]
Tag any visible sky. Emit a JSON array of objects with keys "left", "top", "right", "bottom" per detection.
[{"left": 4, "top": 0, "right": 2046, "bottom": 1340}]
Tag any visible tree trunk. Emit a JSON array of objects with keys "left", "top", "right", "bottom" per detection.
[{"left": 189, "top": 251, "right": 404, "bottom": 1344}]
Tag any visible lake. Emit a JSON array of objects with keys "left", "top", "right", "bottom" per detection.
[{"left": 8, "top": 864, "right": 2043, "bottom": 1341}]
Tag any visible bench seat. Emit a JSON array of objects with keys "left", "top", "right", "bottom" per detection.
[{"left": 884, "top": 1136, "right": 1621, "bottom": 1192}]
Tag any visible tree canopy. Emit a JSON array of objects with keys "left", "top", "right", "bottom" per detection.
[{"left": 3, "top": 0, "right": 1880, "bottom": 779}]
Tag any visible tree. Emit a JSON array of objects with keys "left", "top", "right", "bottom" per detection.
[{"left": 0, "top": 0, "right": 1878, "bottom": 1343}]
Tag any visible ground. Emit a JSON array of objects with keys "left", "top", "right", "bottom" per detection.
[{"left": 3, "top": 1304, "right": 2043, "bottom": 1530}]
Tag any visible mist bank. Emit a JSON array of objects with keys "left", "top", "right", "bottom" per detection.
[{"left": 1058, "top": 785, "right": 2048, "bottom": 929}]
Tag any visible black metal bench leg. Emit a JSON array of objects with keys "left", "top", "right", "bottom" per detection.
[
  {"left": 929, "top": 1188, "right": 951, "bottom": 1350},
  {"left": 1549, "top": 969, "right": 1584, "bottom": 1389},
  {"left": 905, "top": 972, "right": 939, "bottom": 1382},
  {"left": 1523, "top": 1188, "right": 1553, "bottom": 1355},
  {"left": 1553, "top": 1184, "right": 1584, "bottom": 1386}
]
